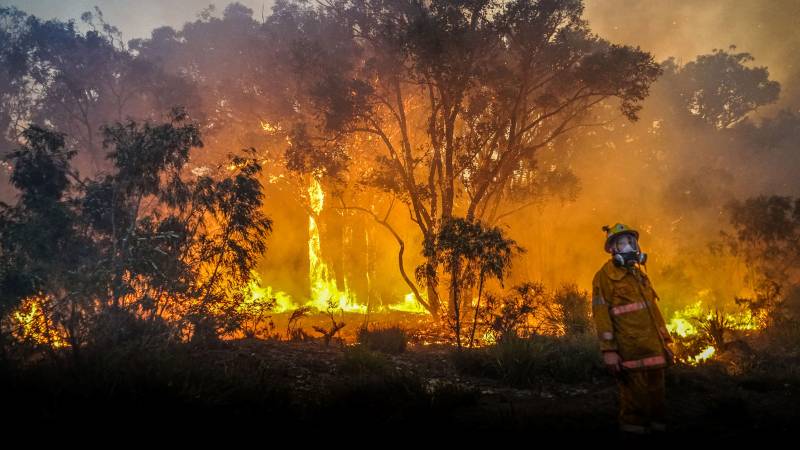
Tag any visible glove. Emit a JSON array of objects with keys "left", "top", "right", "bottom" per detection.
[{"left": 603, "top": 351, "right": 622, "bottom": 375}]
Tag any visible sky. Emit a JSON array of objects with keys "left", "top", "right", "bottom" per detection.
[
  {"left": 0, "top": 0, "right": 272, "bottom": 38},
  {"left": 2, "top": 0, "right": 799, "bottom": 108}
]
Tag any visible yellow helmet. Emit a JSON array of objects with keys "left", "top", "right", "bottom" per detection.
[{"left": 602, "top": 223, "right": 639, "bottom": 253}]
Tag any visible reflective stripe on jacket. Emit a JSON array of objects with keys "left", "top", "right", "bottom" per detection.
[{"left": 592, "top": 260, "right": 673, "bottom": 370}]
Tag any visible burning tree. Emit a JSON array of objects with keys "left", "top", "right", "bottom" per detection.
[
  {"left": 723, "top": 195, "right": 800, "bottom": 347},
  {"left": 476, "top": 281, "right": 591, "bottom": 345},
  {"left": 421, "top": 217, "right": 522, "bottom": 348},
  {"left": 0, "top": 109, "right": 272, "bottom": 353},
  {"left": 275, "top": 0, "right": 661, "bottom": 317}
]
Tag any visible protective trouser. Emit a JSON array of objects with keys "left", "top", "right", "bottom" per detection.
[{"left": 617, "top": 368, "right": 665, "bottom": 431}]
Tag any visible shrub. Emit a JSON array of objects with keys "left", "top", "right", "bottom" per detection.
[
  {"left": 338, "top": 345, "right": 392, "bottom": 377},
  {"left": 553, "top": 283, "right": 593, "bottom": 336},
  {"left": 356, "top": 324, "right": 408, "bottom": 354},
  {"left": 450, "top": 347, "right": 499, "bottom": 379},
  {"left": 85, "top": 306, "right": 176, "bottom": 354},
  {"left": 0, "top": 340, "right": 293, "bottom": 427},
  {"left": 453, "top": 334, "right": 603, "bottom": 387}
]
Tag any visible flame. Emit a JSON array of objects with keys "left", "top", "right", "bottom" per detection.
[
  {"left": 387, "top": 292, "right": 429, "bottom": 314},
  {"left": 667, "top": 301, "right": 704, "bottom": 338},
  {"left": 226, "top": 160, "right": 249, "bottom": 171},
  {"left": 232, "top": 175, "right": 428, "bottom": 320},
  {"left": 11, "top": 296, "right": 69, "bottom": 348},
  {"left": 260, "top": 120, "right": 282, "bottom": 134},
  {"left": 666, "top": 296, "right": 760, "bottom": 364},
  {"left": 306, "top": 176, "right": 365, "bottom": 313},
  {"left": 243, "top": 272, "right": 294, "bottom": 313},
  {"left": 690, "top": 345, "right": 716, "bottom": 364}
]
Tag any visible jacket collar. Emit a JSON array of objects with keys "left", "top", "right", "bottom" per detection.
[
  {"left": 603, "top": 259, "right": 630, "bottom": 281},
  {"left": 603, "top": 259, "right": 652, "bottom": 284}
]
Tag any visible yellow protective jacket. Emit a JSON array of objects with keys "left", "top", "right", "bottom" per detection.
[{"left": 592, "top": 260, "right": 673, "bottom": 370}]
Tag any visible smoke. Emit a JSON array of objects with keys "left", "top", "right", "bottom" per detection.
[
  {"left": 501, "top": 0, "right": 800, "bottom": 315},
  {"left": 584, "top": 0, "right": 800, "bottom": 111},
  {"left": 3, "top": 0, "right": 799, "bottom": 318}
]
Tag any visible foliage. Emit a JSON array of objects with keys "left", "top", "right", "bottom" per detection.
[
  {"left": 356, "top": 324, "right": 409, "bottom": 354},
  {"left": 237, "top": 286, "right": 278, "bottom": 339},
  {"left": 419, "top": 217, "right": 522, "bottom": 347},
  {"left": 475, "top": 281, "right": 592, "bottom": 344},
  {"left": 670, "top": 47, "right": 780, "bottom": 129},
  {"left": 723, "top": 195, "right": 800, "bottom": 349},
  {"left": 276, "top": 0, "right": 661, "bottom": 316},
  {"left": 338, "top": 345, "right": 392, "bottom": 376},
  {"left": 0, "top": 340, "right": 293, "bottom": 426},
  {"left": 0, "top": 6, "right": 200, "bottom": 167},
  {"left": 725, "top": 195, "right": 800, "bottom": 286},
  {"left": 0, "top": 111, "right": 272, "bottom": 352},
  {"left": 452, "top": 334, "right": 602, "bottom": 387},
  {"left": 553, "top": 283, "right": 593, "bottom": 336},
  {"left": 694, "top": 309, "right": 735, "bottom": 351},
  {"left": 481, "top": 282, "right": 548, "bottom": 342}
]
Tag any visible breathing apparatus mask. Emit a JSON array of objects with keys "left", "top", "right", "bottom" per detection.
[{"left": 610, "top": 233, "right": 647, "bottom": 267}]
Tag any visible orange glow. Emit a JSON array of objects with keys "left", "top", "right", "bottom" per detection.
[
  {"left": 11, "top": 296, "right": 69, "bottom": 348},
  {"left": 260, "top": 120, "right": 282, "bottom": 134},
  {"left": 667, "top": 296, "right": 760, "bottom": 365},
  {"left": 306, "top": 176, "right": 365, "bottom": 313}
]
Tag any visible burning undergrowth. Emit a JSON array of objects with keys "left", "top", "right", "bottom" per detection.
[{"left": 0, "top": 0, "right": 800, "bottom": 436}]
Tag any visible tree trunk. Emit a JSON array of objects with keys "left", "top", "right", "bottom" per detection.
[
  {"left": 469, "top": 273, "right": 484, "bottom": 348},
  {"left": 425, "top": 272, "right": 441, "bottom": 318},
  {"left": 450, "top": 261, "right": 462, "bottom": 349}
]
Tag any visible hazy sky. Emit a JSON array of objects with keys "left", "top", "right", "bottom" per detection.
[
  {"left": 584, "top": 0, "right": 800, "bottom": 109},
  {"left": 0, "top": 0, "right": 273, "bottom": 38},
  {"left": 3, "top": 0, "right": 799, "bottom": 107}
]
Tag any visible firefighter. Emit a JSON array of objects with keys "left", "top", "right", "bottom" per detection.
[{"left": 592, "top": 223, "right": 674, "bottom": 434}]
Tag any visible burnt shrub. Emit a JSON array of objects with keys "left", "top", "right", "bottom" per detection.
[
  {"left": 553, "top": 283, "right": 593, "bottom": 336},
  {"left": 450, "top": 347, "right": 500, "bottom": 379},
  {"left": 0, "top": 340, "right": 294, "bottom": 428},
  {"left": 453, "top": 334, "right": 603, "bottom": 387},
  {"left": 338, "top": 344, "right": 392, "bottom": 376},
  {"left": 85, "top": 306, "right": 177, "bottom": 355},
  {"left": 356, "top": 324, "right": 409, "bottom": 354}
]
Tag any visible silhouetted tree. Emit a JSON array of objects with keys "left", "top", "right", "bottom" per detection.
[
  {"left": 670, "top": 47, "right": 780, "bottom": 129},
  {"left": 725, "top": 195, "right": 800, "bottom": 284},
  {"left": 420, "top": 217, "right": 521, "bottom": 347},
  {"left": 276, "top": 0, "right": 661, "bottom": 316},
  {"left": 0, "top": 109, "right": 272, "bottom": 353},
  {"left": 0, "top": 6, "right": 200, "bottom": 174}
]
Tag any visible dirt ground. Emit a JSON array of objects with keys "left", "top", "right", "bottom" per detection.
[
  {"left": 3, "top": 335, "right": 798, "bottom": 441},
  {"left": 204, "top": 339, "right": 800, "bottom": 440}
]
